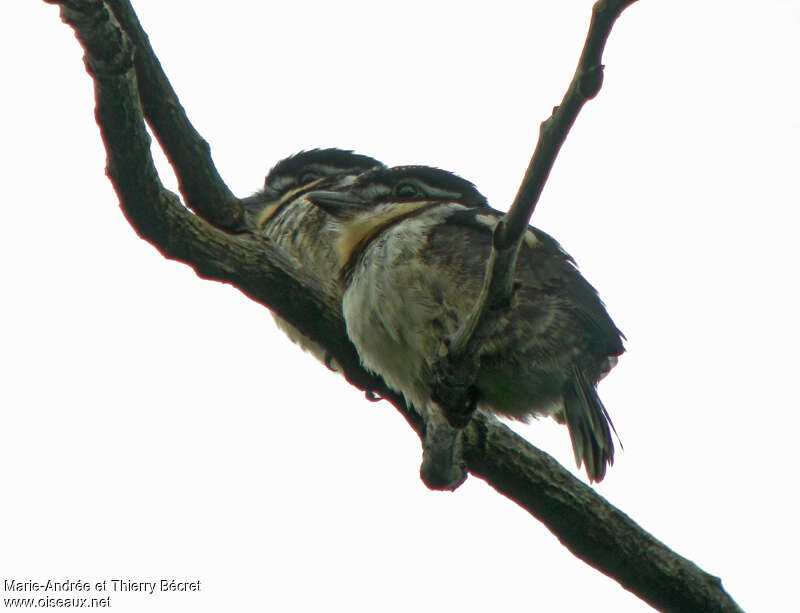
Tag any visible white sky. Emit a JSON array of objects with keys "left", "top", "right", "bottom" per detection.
[{"left": 3, "top": 1, "right": 799, "bottom": 611}]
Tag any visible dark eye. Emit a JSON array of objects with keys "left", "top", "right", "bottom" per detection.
[
  {"left": 298, "top": 170, "right": 320, "bottom": 185},
  {"left": 394, "top": 182, "right": 420, "bottom": 199}
]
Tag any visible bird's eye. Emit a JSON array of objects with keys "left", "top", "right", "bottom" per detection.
[
  {"left": 298, "top": 170, "right": 320, "bottom": 185},
  {"left": 394, "top": 182, "right": 420, "bottom": 199}
]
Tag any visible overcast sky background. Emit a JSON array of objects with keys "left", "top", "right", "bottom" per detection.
[{"left": 3, "top": 2, "right": 799, "bottom": 611}]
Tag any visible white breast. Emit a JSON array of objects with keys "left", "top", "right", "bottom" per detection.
[{"left": 342, "top": 203, "right": 467, "bottom": 410}]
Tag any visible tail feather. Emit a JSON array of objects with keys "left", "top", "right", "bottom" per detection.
[{"left": 562, "top": 366, "right": 617, "bottom": 482}]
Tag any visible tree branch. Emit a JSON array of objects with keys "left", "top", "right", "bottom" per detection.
[
  {"left": 502, "top": 0, "right": 639, "bottom": 246},
  {"left": 433, "top": 0, "right": 638, "bottom": 461},
  {"left": 466, "top": 415, "right": 744, "bottom": 613},
  {"left": 89, "top": 0, "right": 244, "bottom": 230},
  {"left": 45, "top": 1, "right": 744, "bottom": 611},
  {"left": 43, "top": 0, "right": 406, "bottom": 422}
]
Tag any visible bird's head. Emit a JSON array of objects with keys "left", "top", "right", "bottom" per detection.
[
  {"left": 242, "top": 148, "right": 384, "bottom": 228},
  {"left": 306, "top": 165, "right": 490, "bottom": 275},
  {"left": 305, "top": 164, "right": 489, "bottom": 220}
]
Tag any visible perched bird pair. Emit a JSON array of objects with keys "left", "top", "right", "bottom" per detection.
[{"left": 249, "top": 149, "right": 624, "bottom": 482}]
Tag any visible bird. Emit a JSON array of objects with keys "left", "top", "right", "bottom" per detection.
[
  {"left": 242, "top": 148, "right": 385, "bottom": 366},
  {"left": 306, "top": 165, "right": 624, "bottom": 482}
]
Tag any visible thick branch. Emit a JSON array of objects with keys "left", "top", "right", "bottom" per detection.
[
  {"left": 104, "top": 0, "right": 243, "bottom": 230},
  {"left": 46, "top": 0, "right": 413, "bottom": 426},
  {"left": 46, "top": 1, "right": 743, "bottom": 611},
  {"left": 466, "top": 415, "right": 743, "bottom": 613}
]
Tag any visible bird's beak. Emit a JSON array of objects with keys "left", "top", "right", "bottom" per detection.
[
  {"left": 247, "top": 177, "right": 333, "bottom": 229},
  {"left": 306, "top": 190, "right": 368, "bottom": 219},
  {"left": 240, "top": 193, "right": 284, "bottom": 229},
  {"left": 240, "top": 193, "right": 270, "bottom": 214}
]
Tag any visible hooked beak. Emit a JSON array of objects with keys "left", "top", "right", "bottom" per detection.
[{"left": 306, "top": 190, "right": 369, "bottom": 219}]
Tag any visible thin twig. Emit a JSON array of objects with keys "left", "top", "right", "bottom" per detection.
[
  {"left": 502, "top": 0, "right": 639, "bottom": 245},
  {"left": 435, "top": 0, "right": 639, "bottom": 426}
]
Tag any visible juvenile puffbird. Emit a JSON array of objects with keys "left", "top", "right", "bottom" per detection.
[
  {"left": 242, "top": 149, "right": 384, "bottom": 365},
  {"left": 307, "top": 166, "right": 624, "bottom": 482}
]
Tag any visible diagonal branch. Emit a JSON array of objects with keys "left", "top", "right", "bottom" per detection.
[
  {"left": 45, "top": 1, "right": 743, "bottom": 611},
  {"left": 436, "top": 0, "right": 640, "bottom": 431},
  {"left": 103, "top": 0, "right": 244, "bottom": 230},
  {"left": 43, "top": 0, "right": 400, "bottom": 417},
  {"left": 501, "top": 0, "right": 640, "bottom": 248},
  {"left": 466, "top": 414, "right": 744, "bottom": 613}
]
